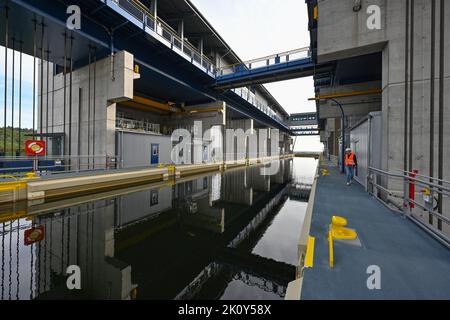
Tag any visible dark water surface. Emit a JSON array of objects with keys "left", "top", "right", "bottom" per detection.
[{"left": 0, "top": 158, "right": 317, "bottom": 300}]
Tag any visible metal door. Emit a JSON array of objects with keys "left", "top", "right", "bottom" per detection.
[{"left": 151, "top": 144, "right": 159, "bottom": 165}]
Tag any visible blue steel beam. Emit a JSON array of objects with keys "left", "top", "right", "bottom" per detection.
[
  {"left": 214, "top": 57, "right": 316, "bottom": 90},
  {"left": 1, "top": 0, "right": 294, "bottom": 133}
]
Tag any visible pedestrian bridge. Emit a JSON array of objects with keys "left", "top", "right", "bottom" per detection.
[
  {"left": 214, "top": 48, "right": 316, "bottom": 90},
  {"left": 288, "top": 112, "right": 319, "bottom": 136}
]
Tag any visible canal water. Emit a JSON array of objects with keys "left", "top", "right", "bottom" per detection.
[{"left": 0, "top": 158, "right": 317, "bottom": 300}]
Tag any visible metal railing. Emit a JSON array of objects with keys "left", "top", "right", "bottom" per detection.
[
  {"left": 368, "top": 167, "right": 450, "bottom": 248},
  {"left": 111, "top": 0, "right": 216, "bottom": 76},
  {"left": 231, "top": 87, "right": 280, "bottom": 122},
  {"left": 0, "top": 155, "right": 120, "bottom": 177},
  {"left": 116, "top": 117, "right": 161, "bottom": 135},
  {"left": 217, "top": 47, "right": 311, "bottom": 76},
  {"left": 110, "top": 0, "right": 288, "bottom": 126}
]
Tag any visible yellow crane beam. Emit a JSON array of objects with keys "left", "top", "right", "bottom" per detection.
[{"left": 308, "top": 88, "right": 382, "bottom": 101}]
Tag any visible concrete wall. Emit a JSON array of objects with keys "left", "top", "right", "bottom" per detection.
[
  {"left": 317, "top": 0, "right": 388, "bottom": 63},
  {"left": 116, "top": 130, "right": 172, "bottom": 168},
  {"left": 38, "top": 51, "right": 135, "bottom": 168},
  {"left": 317, "top": 81, "right": 382, "bottom": 122},
  {"left": 317, "top": 0, "right": 450, "bottom": 234},
  {"left": 116, "top": 187, "right": 173, "bottom": 226}
]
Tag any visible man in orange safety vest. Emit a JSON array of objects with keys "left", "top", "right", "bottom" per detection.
[{"left": 345, "top": 148, "right": 358, "bottom": 186}]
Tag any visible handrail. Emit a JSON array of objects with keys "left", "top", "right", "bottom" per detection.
[
  {"left": 395, "top": 169, "right": 450, "bottom": 185},
  {"left": 367, "top": 166, "right": 450, "bottom": 246},
  {"left": 113, "top": 0, "right": 216, "bottom": 72},
  {"left": 369, "top": 167, "right": 450, "bottom": 193},
  {"left": 217, "top": 46, "right": 311, "bottom": 72}
]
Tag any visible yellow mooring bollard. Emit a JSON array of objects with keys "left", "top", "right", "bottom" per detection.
[{"left": 328, "top": 216, "right": 358, "bottom": 268}]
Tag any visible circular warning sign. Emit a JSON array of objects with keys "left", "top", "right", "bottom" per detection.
[{"left": 25, "top": 140, "right": 46, "bottom": 156}]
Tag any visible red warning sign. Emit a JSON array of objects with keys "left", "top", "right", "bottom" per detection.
[
  {"left": 25, "top": 140, "right": 46, "bottom": 156},
  {"left": 24, "top": 226, "right": 45, "bottom": 246}
]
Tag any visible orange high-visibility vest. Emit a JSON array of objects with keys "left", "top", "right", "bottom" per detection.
[{"left": 345, "top": 153, "right": 356, "bottom": 166}]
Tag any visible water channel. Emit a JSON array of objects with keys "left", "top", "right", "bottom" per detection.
[{"left": 0, "top": 158, "right": 317, "bottom": 300}]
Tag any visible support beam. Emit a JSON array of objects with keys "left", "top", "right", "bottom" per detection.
[{"left": 308, "top": 89, "right": 382, "bottom": 101}]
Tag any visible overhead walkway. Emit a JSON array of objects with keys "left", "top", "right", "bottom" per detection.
[
  {"left": 291, "top": 128, "right": 319, "bottom": 136},
  {"left": 214, "top": 48, "right": 333, "bottom": 90},
  {"left": 288, "top": 112, "right": 319, "bottom": 136},
  {"left": 301, "top": 163, "right": 450, "bottom": 299}
]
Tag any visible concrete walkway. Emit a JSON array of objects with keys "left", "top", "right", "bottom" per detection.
[{"left": 301, "top": 164, "right": 450, "bottom": 300}]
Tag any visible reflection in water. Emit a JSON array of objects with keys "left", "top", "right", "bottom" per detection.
[{"left": 0, "top": 158, "right": 317, "bottom": 300}]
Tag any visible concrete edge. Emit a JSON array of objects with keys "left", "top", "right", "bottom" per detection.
[{"left": 285, "top": 157, "right": 320, "bottom": 300}]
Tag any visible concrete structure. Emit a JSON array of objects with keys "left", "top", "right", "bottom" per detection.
[
  {"left": 308, "top": 0, "right": 449, "bottom": 236},
  {"left": 0, "top": 159, "right": 295, "bottom": 299},
  {"left": 27, "top": 0, "right": 294, "bottom": 172},
  {"left": 299, "top": 162, "right": 450, "bottom": 299}
]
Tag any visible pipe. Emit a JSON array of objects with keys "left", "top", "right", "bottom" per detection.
[
  {"left": 63, "top": 32, "right": 67, "bottom": 155},
  {"left": 88, "top": 47, "right": 92, "bottom": 170},
  {"left": 328, "top": 98, "right": 345, "bottom": 174},
  {"left": 18, "top": 42, "right": 22, "bottom": 154},
  {"left": 366, "top": 114, "right": 372, "bottom": 192},
  {"left": 404, "top": 0, "right": 410, "bottom": 173},
  {"left": 437, "top": 0, "right": 445, "bottom": 230},
  {"left": 11, "top": 38, "right": 15, "bottom": 155},
  {"left": 92, "top": 47, "right": 97, "bottom": 169},
  {"left": 78, "top": 87, "right": 82, "bottom": 170},
  {"left": 308, "top": 88, "right": 382, "bottom": 101},
  {"left": 408, "top": 0, "right": 414, "bottom": 172},
  {"left": 110, "top": 32, "right": 115, "bottom": 81},
  {"left": 69, "top": 34, "right": 74, "bottom": 159},
  {"left": 429, "top": 0, "right": 436, "bottom": 225},
  {"left": 51, "top": 61, "right": 55, "bottom": 135},
  {"left": 3, "top": 5, "right": 9, "bottom": 154},
  {"left": 40, "top": 21, "right": 45, "bottom": 140},
  {"left": 32, "top": 20, "right": 37, "bottom": 140},
  {"left": 46, "top": 49, "right": 50, "bottom": 149}
]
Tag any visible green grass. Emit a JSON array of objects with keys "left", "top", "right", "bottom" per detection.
[{"left": 0, "top": 127, "right": 35, "bottom": 155}]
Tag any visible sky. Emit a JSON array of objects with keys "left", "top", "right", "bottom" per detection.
[
  {"left": 190, "top": 0, "right": 322, "bottom": 152},
  {"left": 0, "top": 0, "right": 323, "bottom": 151},
  {"left": 0, "top": 48, "right": 36, "bottom": 130}
]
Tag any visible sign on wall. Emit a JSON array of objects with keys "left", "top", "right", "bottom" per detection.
[
  {"left": 24, "top": 226, "right": 45, "bottom": 246},
  {"left": 25, "top": 140, "right": 46, "bottom": 156}
]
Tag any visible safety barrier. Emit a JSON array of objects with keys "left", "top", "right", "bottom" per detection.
[
  {"left": 217, "top": 47, "right": 311, "bottom": 76},
  {"left": 368, "top": 167, "right": 450, "bottom": 248},
  {"left": 0, "top": 155, "right": 120, "bottom": 176},
  {"left": 111, "top": 0, "right": 216, "bottom": 76},
  {"left": 231, "top": 87, "right": 281, "bottom": 121}
]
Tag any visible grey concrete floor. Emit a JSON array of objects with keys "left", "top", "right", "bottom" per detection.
[{"left": 301, "top": 164, "right": 450, "bottom": 300}]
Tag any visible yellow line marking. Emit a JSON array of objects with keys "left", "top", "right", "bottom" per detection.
[
  {"left": 305, "top": 236, "right": 315, "bottom": 268},
  {"left": 328, "top": 231, "right": 334, "bottom": 269}
]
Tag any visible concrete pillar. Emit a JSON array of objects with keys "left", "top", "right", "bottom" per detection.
[
  {"left": 39, "top": 51, "right": 134, "bottom": 169},
  {"left": 225, "top": 118, "right": 254, "bottom": 162},
  {"left": 221, "top": 169, "right": 253, "bottom": 206}
]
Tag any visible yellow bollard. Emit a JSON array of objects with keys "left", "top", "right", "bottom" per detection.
[{"left": 331, "top": 216, "right": 357, "bottom": 240}]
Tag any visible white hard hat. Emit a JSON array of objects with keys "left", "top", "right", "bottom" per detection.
[{"left": 346, "top": 148, "right": 352, "bottom": 152}]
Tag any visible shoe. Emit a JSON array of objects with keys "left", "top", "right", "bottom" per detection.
[{"left": 346, "top": 182, "right": 350, "bottom": 186}]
